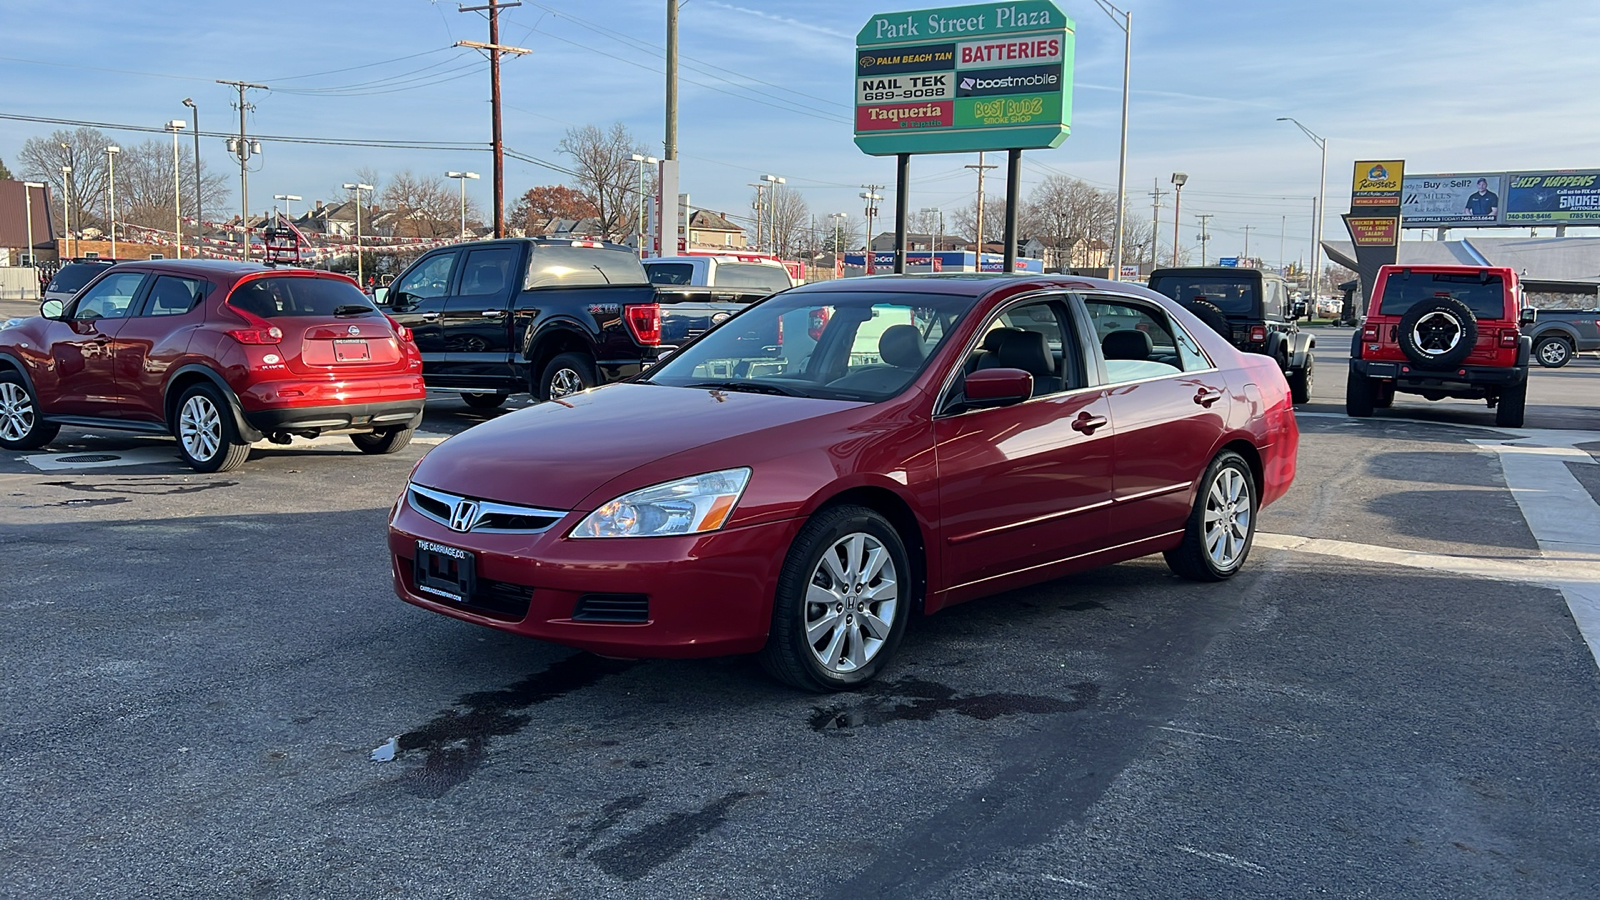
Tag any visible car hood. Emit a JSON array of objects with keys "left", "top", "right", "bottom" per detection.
[{"left": 412, "top": 383, "right": 863, "bottom": 510}]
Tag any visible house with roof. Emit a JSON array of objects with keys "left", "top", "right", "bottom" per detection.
[{"left": 0, "top": 180, "right": 55, "bottom": 267}]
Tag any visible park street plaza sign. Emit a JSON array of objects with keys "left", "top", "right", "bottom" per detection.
[{"left": 855, "top": 1, "right": 1075, "bottom": 156}]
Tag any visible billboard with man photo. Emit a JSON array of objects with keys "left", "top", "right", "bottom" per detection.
[{"left": 1401, "top": 174, "right": 1503, "bottom": 226}]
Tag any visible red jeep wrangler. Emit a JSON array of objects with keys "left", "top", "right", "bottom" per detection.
[{"left": 1346, "top": 264, "right": 1535, "bottom": 427}]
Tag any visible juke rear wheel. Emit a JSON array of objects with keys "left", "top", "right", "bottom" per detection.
[
  {"left": 0, "top": 371, "right": 60, "bottom": 451},
  {"left": 350, "top": 426, "right": 415, "bottom": 454},
  {"left": 174, "top": 384, "right": 251, "bottom": 473},
  {"left": 1165, "top": 451, "right": 1257, "bottom": 582},
  {"left": 760, "top": 505, "right": 911, "bottom": 693}
]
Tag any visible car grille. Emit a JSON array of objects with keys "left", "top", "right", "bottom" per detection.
[
  {"left": 572, "top": 593, "right": 650, "bottom": 624},
  {"left": 408, "top": 483, "right": 566, "bottom": 534}
]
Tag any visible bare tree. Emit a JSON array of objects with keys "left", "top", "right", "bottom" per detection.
[
  {"left": 557, "top": 123, "right": 654, "bottom": 239},
  {"left": 1024, "top": 175, "right": 1121, "bottom": 268},
  {"left": 510, "top": 185, "right": 598, "bottom": 233},
  {"left": 819, "top": 214, "right": 862, "bottom": 253},
  {"left": 18, "top": 127, "right": 116, "bottom": 231},
  {"left": 751, "top": 187, "right": 811, "bottom": 258},
  {"left": 381, "top": 171, "right": 478, "bottom": 239},
  {"left": 949, "top": 194, "right": 1010, "bottom": 249},
  {"left": 98, "top": 139, "right": 228, "bottom": 237}
]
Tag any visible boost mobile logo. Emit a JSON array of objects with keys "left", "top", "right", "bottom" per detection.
[{"left": 960, "top": 77, "right": 975, "bottom": 90}]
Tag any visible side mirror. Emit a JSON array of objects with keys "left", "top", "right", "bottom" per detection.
[
  {"left": 1519, "top": 307, "right": 1538, "bottom": 327},
  {"left": 40, "top": 299, "right": 64, "bottom": 319},
  {"left": 964, "top": 367, "right": 1033, "bottom": 407},
  {"left": 389, "top": 290, "right": 418, "bottom": 311},
  {"left": 1291, "top": 301, "right": 1308, "bottom": 319}
]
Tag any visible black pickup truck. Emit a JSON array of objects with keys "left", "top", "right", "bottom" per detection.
[{"left": 380, "top": 238, "right": 767, "bottom": 406}]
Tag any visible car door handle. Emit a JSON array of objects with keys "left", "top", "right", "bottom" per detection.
[
  {"left": 1194, "top": 387, "right": 1224, "bottom": 407},
  {"left": 481, "top": 310, "right": 506, "bottom": 319},
  {"left": 1072, "top": 412, "right": 1108, "bottom": 434},
  {"left": 419, "top": 311, "right": 441, "bottom": 321}
]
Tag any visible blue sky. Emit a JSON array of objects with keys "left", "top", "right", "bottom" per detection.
[{"left": 4, "top": 0, "right": 1599, "bottom": 267}]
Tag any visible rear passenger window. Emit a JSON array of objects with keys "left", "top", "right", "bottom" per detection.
[
  {"left": 458, "top": 247, "right": 519, "bottom": 297},
  {"left": 141, "top": 276, "right": 209, "bottom": 317},
  {"left": 525, "top": 245, "right": 650, "bottom": 288},
  {"left": 1084, "top": 296, "right": 1193, "bottom": 383}
]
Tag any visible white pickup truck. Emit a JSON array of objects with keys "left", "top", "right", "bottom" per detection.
[{"left": 642, "top": 255, "right": 796, "bottom": 296}]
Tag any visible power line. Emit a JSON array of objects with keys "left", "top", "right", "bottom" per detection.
[
  {"left": 0, "top": 112, "right": 486, "bottom": 151},
  {"left": 261, "top": 47, "right": 459, "bottom": 82}
]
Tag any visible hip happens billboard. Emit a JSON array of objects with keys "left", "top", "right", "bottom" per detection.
[{"left": 1505, "top": 170, "right": 1600, "bottom": 223}]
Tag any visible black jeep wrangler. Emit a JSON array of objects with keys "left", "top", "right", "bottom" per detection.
[{"left": 1148, "top": 266, "right": 1316, "bottom": 403}]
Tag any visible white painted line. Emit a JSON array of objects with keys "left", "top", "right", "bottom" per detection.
[
  {"left": 23, "top": 432, "right": 449, "bottom": 471},
  {"left": 1176, "top": 845, "right": 1267, "bottom": 875},
  {"left": 1253, "top": 534, "right": 1600, "bottom": 586},
  {"left": 1040, "top": 874, "right": 1097, "bottom": 889},
  {"left": 1156, "top": 725, "right": 1244, "bottom": 744}
]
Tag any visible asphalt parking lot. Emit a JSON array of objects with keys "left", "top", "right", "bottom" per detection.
[{"left": 4, "top": 326, "right": 1600, "bottom": 898}]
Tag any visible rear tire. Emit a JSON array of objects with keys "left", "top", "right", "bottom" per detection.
[
  {"left": 1345, "top": 368, "right": 1375, "bottom": 418},
  {"left": 1534, "top": 336, "right": 1572, "bottom": 368},
  {"left": 538, "top": 352, "right": 596, "bottom": 402},
  {"left": 0, "top": 370, "right": 60, "bottom": 451},
  {"left": 1375, "top": 382, "right": 1395, "bottom": 409},
  {"left": 351, "top": 426, "right": 415, "bottom": 454},
  {"left": 1184, "top": 299, "right": 1232, "bottom": 340},
  {"left": 1495, "top": 380, "right": 1527, "bottom": 428},
  {"left": 1288, "top": 353, "right": 1314, "bottom": 405},
  {"left": 760, "top": 505, "right": 911, "bottom": 693},
  {"left": 174, "top": 383, "right": 251, "bottom": 473},
  {"left": 1165, "top": 451, "right": 1257, "bottom": 582},
  {"left": 461, "top": 392, "right": 508, "bottom": 409}
]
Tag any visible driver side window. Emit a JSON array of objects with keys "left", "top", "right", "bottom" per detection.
[
  {"left": 73, "top": 272, "right": 147, "bottom": 321},
  {"left": 395, "top": 253, "right": 457, "bottom": 304}
]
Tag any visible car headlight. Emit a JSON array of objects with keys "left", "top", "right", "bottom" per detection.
[{"left": 571, "top": 468, "right": 751, "bottom": 538}]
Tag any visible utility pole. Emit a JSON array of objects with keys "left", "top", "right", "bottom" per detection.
[
  {"left": 665, "top": 0, "right": 677, "bottom": 161},
  {"left": 748, "top": 182, "right": 767, "bottom": 252},
  {"left": 1241, "top": 224, "right": 1253, "bottom": 261},
  {"left": 1279, "top": 215, "right": 1286, "bottom": 273},
  {"left": 458, "top": 0, "right": 529, "bottom": 238},
  {"left": 218, "top": 79, "right": 267, "bottom": 259},
  {"left": 965, "top": 152, "right": 997, "bottom": 270},
  {"left": 860, "top": 186, "right": 883, "bottom": 274},
  {"left": 763, "top": 174, "right": 785, "bottom": 257},
  {"left": 1196, "top": 214, "right": 1213, "bottom": 266},
  {"left": 1148, "top": 179, "right": 1166, "bottom": 273}
]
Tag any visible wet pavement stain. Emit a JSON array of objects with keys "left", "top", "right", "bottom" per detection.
[
  {"left": 1059, "top": 599, "right": 1107, "bottom": 612},
  {"left": 41, "top": 478, "right": 238, "bottom": 496},
  {"left": 385, "top": 653, "right": 635, "bottom": 798},
  {"left": 22, "top": 496, "right": 131, "bottom": 509},
  {"left": 561, "top": 793, "right": 649, "bottom": 859},
  {"left": 586, "top": 791, "right": 759, "bottom": 881},
  {"left": 809, "top": 677, "right": 1099, "bottom": 732}
]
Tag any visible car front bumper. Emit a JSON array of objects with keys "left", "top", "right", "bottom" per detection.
[{"left": 388, "top": 497, "right": 800, "bottom": 658}]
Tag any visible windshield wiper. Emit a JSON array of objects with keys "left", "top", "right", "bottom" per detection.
[
  {"left": 333, "top": 304, "right": 376, "bottom": 316},
  {"left": 682, "top": 380, "right": 805, "bottom": 397}
]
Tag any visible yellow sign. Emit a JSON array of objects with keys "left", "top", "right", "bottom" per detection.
[{"left": 1351, "top": 159, "right": 1405, "bottom": 207}]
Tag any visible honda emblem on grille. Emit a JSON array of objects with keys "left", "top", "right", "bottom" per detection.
[
  {"left": 449, "top": 499, "right": 480, "bottom": 532},
  {"left": 347, "top": 325, "right": 361, "bottom": 336}
]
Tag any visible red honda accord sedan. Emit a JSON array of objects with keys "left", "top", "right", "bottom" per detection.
[{"left": 389, "top": 274, "right": 1298, "bottom": 691}]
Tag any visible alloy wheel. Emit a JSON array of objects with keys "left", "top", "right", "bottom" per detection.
[
  {"left": 549, "top": 368, "right": 584, "bottom": 399},
  {"left": 804, "top": 532, "right": 899, "bottom": 674},
  {"left": 1538, "top": 340, "right": 1570, "bottom": 366},
  {"left": 179, "top": 394, "right": 222, "bottom": 461},
  {"left": 0, "top": 381, "right": 35, "bottom": 442},
  {"left": 1411, "top": 311, "right": 1462, "bottom": 355},
  {"left": 1203, "top": 466, "right": 1252, "bottom": 569}
]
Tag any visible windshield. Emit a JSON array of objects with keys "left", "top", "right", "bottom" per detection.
[
  {"left": 716, "top": 263, "right": 791, "bottom": 293},
  {"left": 1148, "top": 275, "right": 1257, "bottom": 316},
  {"left": 226, "top": 276, "right": 376, "bottom": 318},
  {"left": 1378, "top": 272, "right": 1508, "bottom": 319},
  {"left": 48, "top": 263, "right": 113, "bottom": 294},
  {"left": 643, "top": 289, "right": 973, "bottom": 402}
]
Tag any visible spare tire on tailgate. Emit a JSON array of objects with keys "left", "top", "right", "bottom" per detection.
[
  {"left": 1184, "top": 299, "right": 1232, "bottom": 340},
  {"left": 1398, "top": 296, "right": 1478, "bottom": 368}
]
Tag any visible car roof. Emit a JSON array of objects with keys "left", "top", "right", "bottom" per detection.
[
  {"left": 1149, "top": 266, "right": 1282, "bottom": 282},
  {"left": 788, "top": 272, "right": 1172, "bottom": 302},
  {"left": 106, "top": 259, "right": 354, "bottom": 287}
]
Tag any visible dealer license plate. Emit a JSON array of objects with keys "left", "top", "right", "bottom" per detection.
[
  {"left": 334, "top": 339, "right": 371, "bottom": 361},
  {"left": 414, "top": 539, "right": 475, "bottom": 604}
]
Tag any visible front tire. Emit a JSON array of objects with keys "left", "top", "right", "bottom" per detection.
[
  {"left": 1165, "top": 451, "right": 1257, "bottom": 582},
  {"left": 1534, "top": 336, "right": 1572, "bottom": 368},
  {"left": 461, "top": 392, "right": 508, "bottom": 409},
  {"left": 537, "top": 352, "right": 596, "bottom": 402},
  {"left": 1288, "top": 353, "right": 1314, "bottom": 405},
  {"left": 173, "top": 383, "right": 251, "bottom": 473},
  {"left": 350, "top": 426, "right": 415, "bottom": 454},
  {"left": 760, "top": 505, "right": 911, "bottom": 693},
  {"left": 0, "top": 370, "right": 60, "bottom": 451},
  {"left": 1345, "top": 368, "right": 1375, "bottom": 417}
]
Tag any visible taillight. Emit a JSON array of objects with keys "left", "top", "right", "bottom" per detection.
[
  {"left": 624, "top": 303, "right": 662, "bottom": 345},
  {"left": 1361, "top": 324, "right": 1379, "bottom": 341},
  {"left": 1499, "top": 327, "right": 1518, "bottom": 348},
  {"left": 225, "top": 303, "right": 283, "bottom": 344},
  {"left": 807, "top": 308, "right": 830, "bottom": 341},
  {"left": 384, "top": 313, "right": 412, "bottom": 343},
  {"left": 1249, "top": 325, "right": 1267, "bottom": 342}
]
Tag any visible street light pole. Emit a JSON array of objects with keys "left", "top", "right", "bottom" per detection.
[
  {"left": 168, "top": 120, "right": 186, "bottom": 258},
  {"left": 762, "top": 174, "right": 785, "bottom": 257},
  {"left": 859, "top": 190, "right": 882, "bottom": 273},
  {"left": 61, "top": 164, "right": 73, "bottom": 260},
  {"left": 1278, "top": 117, "right": 1328, "bottom": 300},
  {"left": 919, "top": 206, "right": 943, "bottom": 268},
  {"left": 1170, "top": 172, "right": 1187, "bottom": 266},
  {"left": 1094, "top": 0, "right": 1132, "bottom": 280},
  {"left": 105, "top": 146, "right": 119, "bottom": 259},
  {"left": 342, "top": 182, "right": 374, "bottom": 287},
  {"left": 629, "top": 156, "right": 656, "bottom": 256},
  {"left": 182, "top": 98, "right": 200, "bottom": 239},
  {"left": 445, "top": 172, "right": 480, "bottom": 240},
  {"left": 22, "top": 181, "right": 43, "bottom": 267},
  {"left": 272, "top": 194, "right": 301, "bottom": 228},
  {"left": 829, "top": 212, "right": 846, "bottom": 265}
]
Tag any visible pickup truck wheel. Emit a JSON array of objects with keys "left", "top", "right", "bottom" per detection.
[
  {"left": 538, "top": 353, "right": 596, "bottom": 402},
  {"left": 1495, "top": 380, "right": 1527, "bottom": 428},
  {"left": 350, "top": 426, "right": 415, "bottom": 454},
  {"left": 1164, "top": 451, "right": 1256, "bottom": 582},
  {"left": 0, "top": 371, "right": 60, "bottom": 451},
  {"left": 1288, "top": 354, "right": 1314, "bottom": 405},
  {"left": 461, "top": 392, "right": 508, "bottom": 409},
  {"left": 1534, "top": 336, "right": 1572, "bottom": 368},
  {"left": 1345, "top": 367, "right": 1375, "bottom": 418}
]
